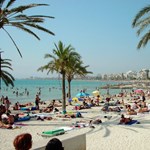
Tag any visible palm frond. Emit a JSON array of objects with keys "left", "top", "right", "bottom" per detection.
[
  {"left": 2, "top": 27, "right": 22, "bottom": 57},
  {"left": 0, "top": 0, "right": 5, "bottom": 8},
  {"left": 1, "top": 71, "right": 14, "bottom": 87},
  {"left": 6, "top": 0, "right": 15, "bottom": 8},
  {"left": 10, "top": 23, "right": 40, "bottom": 40},
  {"left": 8, "top": 14, "right": 33, "bottom": 21},
  {"left": 7, "top": 3, "right": 49, "bottom": 15},
  {"left": 29, "top": 15, "right": 54, "bottom": 19},
  {"left": 133, "top": 16, "right": 150, "bottom": 27},
  {"left": 137, "top": 31, "right": 150, "bottom": 48},
  {"left": 132, "top": 5, "right": 150, "bottom": 27},
  {"left": 22, "top": 22, "right": 55, "bottom": 35},
  {"left": 137, "top": 20, "right": 150, "bottom": 36}
]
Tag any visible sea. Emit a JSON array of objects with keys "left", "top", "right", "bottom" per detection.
[{"left": 0, "top": 79, "right": 125, "bottom": 104}]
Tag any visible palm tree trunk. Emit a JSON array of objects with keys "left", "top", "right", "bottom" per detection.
[
  {"left": 62, "top": 73, "right": 66, "bottom": 113},
  {"left": 68, "top": 79, "right": 71, "bottom": 99}
]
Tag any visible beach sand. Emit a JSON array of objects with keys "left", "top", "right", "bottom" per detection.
[{"left": 1, "top": 97, "right": 150, "bottom": 150}]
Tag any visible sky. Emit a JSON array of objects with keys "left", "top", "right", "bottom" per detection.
[{"left": 1, "top": 0, "right": 150, "bottom": 78}]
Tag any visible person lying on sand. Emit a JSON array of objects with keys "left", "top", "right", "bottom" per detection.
[
  {"left": 137, "top": 104, "right": 149, "bottom": 113},
  {"left": 126, "top": 105, "right": 137, "bottom": 115},
  {"left": 119, "top": 114, "right": 132, "bottom": 125},
  {"left": 57, "top": 112, "right": 83, "bottom": 118},
  {"left": 0, "top": 112, "right": 15, "bottom": 129},
  {"left": 1, "top": 112, "right": 14, "bottom": 125},
  {"left": 108, "top": 106, "right": 121, "bottom": 112},
  {"left": 37, "top": 116, "right": 53, "bottom": 121},
  {"left": 0, "top": 121, "right": 12, "bottom": 129},
  {"left": 42, "top": 105, "right": 54, "bottom": 113},
  {"left": 89, "top": 118, "right": 102, "bottom": 125},
  {"left": 13, "top": 102, "right": 20, "bottom": 110}
]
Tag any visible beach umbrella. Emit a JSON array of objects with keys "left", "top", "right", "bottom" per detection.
[
  {"left": 92, "top": 90, "right": 100, "bottom": 96},
  {"left": 68, "top": 97, "right": 83, "bottom": 102},
  {"left": 134, "top": 89, "right": 143, "bottom": 94},
  {"left": 76, "top": 97, "right": 84, "bottom": 101},
  {"left": 76, "top": 92, "right": 90, "bottom": 97},
  {"left": 72, "top": 97, "right": 79, "bottom": 102}
]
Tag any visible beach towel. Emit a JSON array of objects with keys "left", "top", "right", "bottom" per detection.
[
  {"left": 14, "top": 123, "right": 28, "bottom": 126},
  {"left": 119, "top": 120, "right": 139, "bottom": 125},
  {"left": 15, "top": 116, "right": 31, "bottom": 122},
  {"left": 57, "top": 126, "right": 74, "bottom": 132},
  {"left": 126, "top": 120, "right": 139, "bottom": 125}
]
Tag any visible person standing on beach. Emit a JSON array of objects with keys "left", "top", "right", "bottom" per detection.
[
  {"left": 35, "top": 95, "right": 40, "bottom": 110},
  {"left": 96, "top": 95, "right": 100, "bottom": 106},
  {"left": 4, "top": 96, "right": 10, "bottom": 113}
]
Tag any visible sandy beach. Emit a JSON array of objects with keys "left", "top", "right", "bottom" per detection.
[{"left": 1, "top": 92, "right": 150, "bottom": 150}]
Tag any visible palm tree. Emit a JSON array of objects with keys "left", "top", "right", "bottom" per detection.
[
  {"left": 132, "top": 5, "right": 150, "bottom": 49},
  {"left": 0, "top": 58, "right": 14, "bottom": 88},
  {"left": 38, "top": 41, "right": 77, "bottom": 113},
  {"left": 66, "top": 57, "right": 92, "bottom": 99},
  {"left": 0, "top": 0, "right": 54, "bottom": 57}
]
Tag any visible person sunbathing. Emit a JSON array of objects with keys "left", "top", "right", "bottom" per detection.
[
  {"left": 57, "top": 112, "right": 83, "bottom": 118},
  {"left": 140, "top": 99, "right": 147, "bottom": 108},
  {"left": 137, "top": 104, "right": 149, "bottom": 113},
  {"left": 0, "top": 121, "right": 12, "bottom": 129},
  {"left": 37, "top": 116, "right": 53, "bottom": 121},
  {"left": 108, "top": 106, "right": 121, "bottom": 112},
  {"left": 1, "top": 112, "right": 14, "bottom": 125},
  {"left": 90, "top": 118, "right": 102, "bottom": 125},
  {"left": 56, "top": 113, "right": 75, "bottom": 118},
  {"left": 42, "top": 105, "right": 54, "bottom": 113},
  {"left": 119, "top": 114, "right": 132, "bottom": 124},
  {"left": 0, "top": 112, "right": 14, "bottom": 129},
  {"left": 126, "top": 105, "right": 137, "bottom": 115},
  {"left": 13, "top": 103, "right": 20, "bottom": 110},
  {"left": 101, "top": 103, "right": 109, "bottom": 111},
  {"left": 131, "top": 101, "right": 139, "bottom": 110}
]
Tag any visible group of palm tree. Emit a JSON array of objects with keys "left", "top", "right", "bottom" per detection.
[
  {"left": 37, "top": 41, "right": 92, "bottom": 112},
  {"left": 0, "top": 1, "right": 150, "bottom": 112},
  {"left": 0, "top": 0, "right": 92, "bottom": 112}
]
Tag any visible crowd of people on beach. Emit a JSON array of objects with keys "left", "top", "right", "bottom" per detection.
[
  {"left": 1, "top": 88, "right": 150, "bottom": 149},
  {"left": 0, "top": 88, "right": 150, "bottom": 128}
]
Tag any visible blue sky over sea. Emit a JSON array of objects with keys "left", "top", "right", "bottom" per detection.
[{"left": 1, "top": 0, "right": 150, "bottom": 78}]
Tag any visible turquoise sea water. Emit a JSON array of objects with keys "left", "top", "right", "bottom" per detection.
[{"left": 0, "top": 79, "right": 124, "bottom": 104}]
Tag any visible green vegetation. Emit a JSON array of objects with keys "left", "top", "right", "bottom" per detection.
[
  {"left": 38, "top": 41, "right": 92, "bottom": 112},
  {"left": 0, "top": 57, "right": 14, "bottom": 88},
  {"left": 132, "top": 5, "right": 150, "bottom": 49},
  {"left": 0, "top": 1, "right": 54, "bottom": 87},
  {"left": 66, "top": 57, "right": 92, "bottom": 99},
  {"left": 0, "top": 0, "right": 54, "bottom": 57}
]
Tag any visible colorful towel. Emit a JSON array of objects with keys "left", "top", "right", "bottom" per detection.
[
  {"left": 119, "top": 120, "right": 139, "bottom": 125},
  {"left": 126, "top": 120, "right": 139, "bottom": 125}
]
